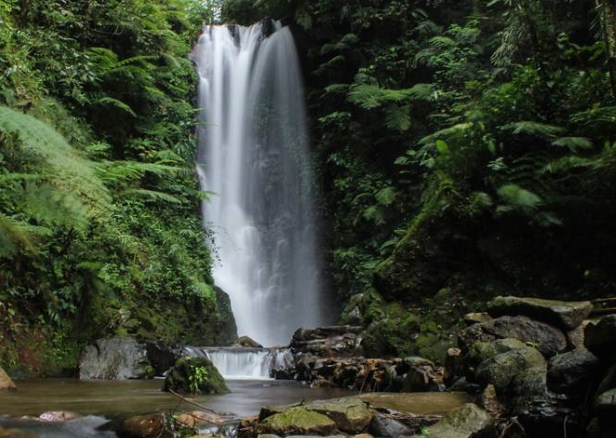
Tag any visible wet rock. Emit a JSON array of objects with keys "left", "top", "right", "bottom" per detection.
[
  {"left": 119, "top": 413, "right": 171, "bottom": 438},
  {"left": 257, "top": 407, "right": 337, "bottom": 436},
  {"left": 0, "top": 429, "right": 36, "bottom": 438},
  {"left": 487, "top": 296, "right": 592, "bottom": 330},
  {"left": 409, "top": 403, "right": 495, "bottom": 438},
  {"left": 461, "top": 316, "right": 566, "bottom": 358},
  {"left": 596, "top": 363, "right": 616, "bottom": 394},
  {"left": 0, "top": 367, "right": 16, "bottom": 391},
  {"left": 509, "top": 367, "right": 548, "bottom": 415},
  {"left": 291, "top": 326, "right": 363, "bottom": 357},
  {"left": 585, "top": 315, "right": 616, "bottom": 361},
  {"left": 368, "top": 412, "right": 412, "bottom": 438},
  {"left": 359, "top": 392, "right": 470, "bottom": 415},
  {"left": 234, "top": 336, "right": 263, "bottom": 348},
  {"left": 175, "top": 411, "right": 227, "bottom": 428},
  {"left": 163, "top": 356, "right": 228, "bottom": 394},
  {"left": 79, "top": 337, "right": 148, "bottom": 380},
  {"left": 237, "top": 416, "right": 258, "bottom": 438},
  {"left": 213, "top": 286, "right": 238, "bottom": 346},
  {"left": 145, "top": 341, "right": 176, "bottom": 377},
  {"left": 443, "top": 348, "right": 463, "bottom": 386},
  {"left": 547, "top": 348, "right": 601, "bottom": 396},
  {"left": 595, "top": 388, "right": 616, "bottom": 432},
  {"left": 302, "top": 397, "right": 373, "bottom": 434},
  {"left": 566, "top": 320, "right": 590, "bottom": 350},
  {"left": 475, "top": 346, "right": 546, "bottom": 391},
  {"left": 38, "top": 411, "right": 80, "bottom": 422},
  {"left": 479, "top": 384, "right": 504, "bottom": 418}
]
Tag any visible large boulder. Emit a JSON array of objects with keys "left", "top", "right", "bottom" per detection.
[
  {"left": 233, "top": 336, "right": 262, "bottom": 348},
  {"left": 475, "top": 346, "right": 546, "bottom": 392},
  {"left": 585, "top": 315, "right": 616, "bottom": 361},
  {"left": 0, "top": 368, "right": 16, "bottom": 391},
  {"left": 79, "top": 337, "right": 148, "bottom": 380},
  {"left": 119, "top": 413, "right": 172, "bottom": 438},
  {"left": 257, "top": 407, "right": 337, "bottom": 436},
  {"left": 291, "top": 326, "right": 363, "bottom": 357},
  {"left": 302, "top": 397, "right": 373, "bottom": 434},
  {"left": 509, "top": 366, "right": 548, "bottom": 414},
  {"left": 409, "top": 403, "right": 495, "bottom": 438},
  {"left": 547, "top": 348, "right": 601, "bottom": 396},
  {"left": 487, "top": 296, "right": 592, "bottom": 330},
  {"left": 460, "top": 316, "right": 566, "bottom": 357},
  {"left": 163, "top": 356, "right": 228, "bottom": 394},
  {"left": 466, "top": 338, "right": 526, "bottom": 372}
]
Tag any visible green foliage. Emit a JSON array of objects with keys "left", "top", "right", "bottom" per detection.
[{"left": 0, "top": 0, "right": 222, "bottom": 373}]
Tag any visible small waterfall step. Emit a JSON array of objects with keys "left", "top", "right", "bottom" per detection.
[{"left": 181, "top": 346, "right": 294, "bottom": 380}]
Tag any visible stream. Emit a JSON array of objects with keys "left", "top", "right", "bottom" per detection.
[{"left": 0, "top": 379, "right": 353, "bottom": 437}]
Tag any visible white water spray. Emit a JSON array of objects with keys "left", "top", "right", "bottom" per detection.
[{"left": 192, "top": 22, "right": 326, "bottom": 346}]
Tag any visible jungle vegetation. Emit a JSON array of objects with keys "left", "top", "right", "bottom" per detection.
[{"left": 1, "top": 0, "right": 615, "bottom": 373}]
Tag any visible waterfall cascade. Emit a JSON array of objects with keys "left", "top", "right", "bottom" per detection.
[
  {"left": 192, "top": 22, "right": 327, "bottom": 346},
  {"left": 182, "top": 346, "right": 294, "bottom": 380}
]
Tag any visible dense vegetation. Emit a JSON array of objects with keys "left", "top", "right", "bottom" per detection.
[
  {"left": 0, "top": 0, "right": 236, "bottom": 376},
  {"left": 221, "top": 0, "right": 616, "bottom": 359},
  {"left": 1, "top": 0, "right": 615, "bottom": 375}
]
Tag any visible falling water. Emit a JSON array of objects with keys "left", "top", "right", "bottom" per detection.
[{"left": 192, "top": 22, "right": 325, "bottom": 346}]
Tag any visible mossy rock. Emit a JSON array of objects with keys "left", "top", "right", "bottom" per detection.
[
  {"left": 257, "top": 407, "right": 337, "bottom": 436},
  {"left": 163, "top": 356, "right": 228, "bottom": 394}
]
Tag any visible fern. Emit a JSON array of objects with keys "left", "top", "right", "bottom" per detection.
[
  {"left": 120, "top": 189, "right": 182, "bottom": 204},
  {"left": 0, "top": 213, "right": 50, "bottom": 258},
  {"left": 385, "top": 104, "right": 411, "bottom": 132},
  {"left": 551, "top": 136, "right": 593, "bottom": 152},
  {"left": 0, "top": 106, "right": 112, "bottom": 221},
  {"left": 502, "top": 121, "right": 565, "bottom": 139},
  {"left": 497, "top": 184, "right": 543, "bottom": 212}
]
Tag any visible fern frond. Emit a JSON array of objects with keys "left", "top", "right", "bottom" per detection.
[
  {"left": 502, "top": 121, "right": 565, "bottom": 139},
  {"left": 0, "top": 106, "right": 112, "bottom": 221},
  {"left": 570, "top": 106, "right": 616, "bottom": 126},
  {"left": 385, "top": 104, "right": 411, "bottom": 132},
  {"left": 119, "top": 189, "right": 183, "bottom": 204},
  {"left": 497, "top": 184, "right": 543, "bottom": 211},
  {"left": 419, "top": 122, "right": 473, "bottom": 145},
  {"left": 96, "top": 97, "right": 137, "bottom": 117},
  {"left": 0, "top": 213, "right": 50, "bottom": 257},
  {"left": 551, "top": 137, "right": 593, "bottom": 152}
]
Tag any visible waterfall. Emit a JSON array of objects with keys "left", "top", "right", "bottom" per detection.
[
  {"left": 192, "top": 22, "right": 326, "bottom": 346},
  {"left": 181, "top": 346, "right": 295, "bottom": 380}
]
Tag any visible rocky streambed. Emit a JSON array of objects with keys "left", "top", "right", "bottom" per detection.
[{"left": 1, "top": 295, "right": 615, "bottom": 438}]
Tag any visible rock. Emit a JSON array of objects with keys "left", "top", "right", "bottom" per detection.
[
  {"left": 38, "top": 411, "right": 80, "bottom": 421},
  {"left": 302, "top": 397, "right": 373, "bottom": 434},
  {"left": 257, "top": 407, "right": 337, "bottom": 436},
  {"left": 213, "top": 286, "right": 238, "bottom": 345},
  {"left": 0, "top": 367, "right": 17, "bottom": 391},
  {"left": 0, "top": 429, "right": 36, "bottom": 438},
  {"left": 368, "top": 412, "right": 411, "bottom": 438},
  {"left": 359, "top": 392, "right": 470, "bottom": 415},
  {"left": 466, "top": 338, "right": 527, "bottom": 372},
  {"left": 509, "top": 367, "right": 548, "bottom": 415},
  {"left": 585, "top": 315, "right": 616, "bottom": 361},
  {"left": 409, "top": 403, "right": 495, "bottom": 438},
  {"left": 145, "top": 342, "right": 176, "bottom": 377},
  {"left": 597, "top": 363, "right": 616, "bottom": 395},
  {"left": 119, "top": 413, "right": 171, "bottom": 438},
  {"left": 566, "top": 320, "right": 591, "bottom": 350},
  {"left": 475, "top": 346, "right": 546, "bottom": 392},
  {"left": 163, "top": 356, "right": 228, "bottom": 394},
  {"left": 443, "top": 348, "right": 463, "bottom": 386},
  {"left": 291, "top": 326, "right": 364, "bottom": 357},
  {"left": 547, "top": 348, "right": 601, "bottom": 396},
  {"left": 462, "top": 315, "right": 567, "bottom": 357},
  {"left": 237, "top": 416, "right": 258, "bottom": 438},
  {"left": 234, "top": 336, "right": 263, "bottom": 348},
  {"left": 79, "top": 337, "right": 148, "bottom": 380},
  {"left": 175, "top": 411, "right": 227, "bottom": 429},
  {"left": 595, "top": 388, "right": 616, "bottom": 432},
  {"left": 487, "top": 296, "right": 592, "bottom": 330},
  {"left": 479, "top": 384, "right": 504, "bottom": 418},
  {"left": 464, "top": 312, "right": 493, "bottom": 325}
]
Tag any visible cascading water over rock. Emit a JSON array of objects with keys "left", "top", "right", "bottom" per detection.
[{"left": 192, "top": 22, "right": 327, "bottom": 346}]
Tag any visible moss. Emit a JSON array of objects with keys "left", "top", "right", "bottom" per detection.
[
  {"left": 163, "top": 356, "right": 228, "bottom": 394},
  {"left": 257, "top": 407, "right": 337, "bottom": 436}
]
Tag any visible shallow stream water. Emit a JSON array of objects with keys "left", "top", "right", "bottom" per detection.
[{"left": 0, "top": 379, "right": 353, "bottom": 437}]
